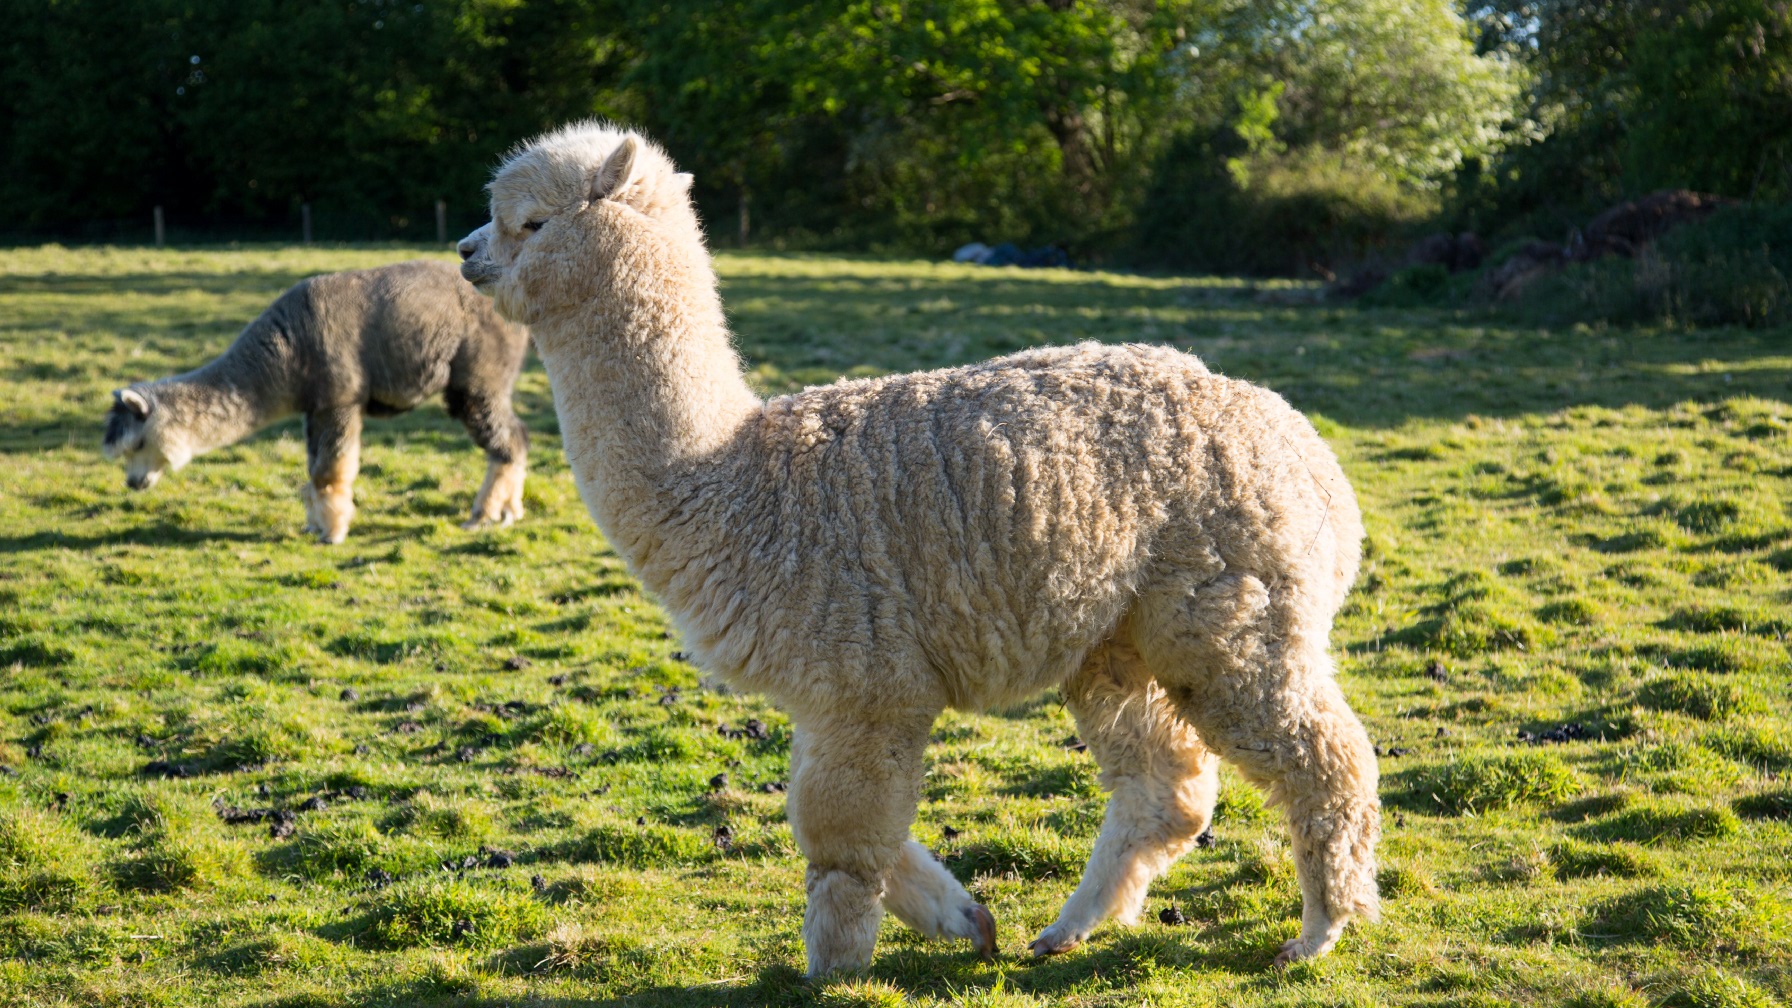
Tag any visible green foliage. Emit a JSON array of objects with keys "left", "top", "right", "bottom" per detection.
[
  {"left": 1135, "top": 138, "right": 1439, "bottom": 275},
  {"left": 1513, "top": 207, "right": 1792, "bottom": 330},
  {"left": 0, "top": 0, "right": 634, "bottom": 240},
  {"left": 0, "top": 0, "right": 1524, "bottom": 265},
  {"left": 1212, "top": 0, "right": 1522, "bottom": 186},
  {"left": 1623, "top": 2, "right": 1792, "bottom": 200},
  {"left": 1455, "top": 2, "right": 1792, "bottom": 238},
  {"left": 1361, "top": 264, "right": 1454, "bottom": 308}
]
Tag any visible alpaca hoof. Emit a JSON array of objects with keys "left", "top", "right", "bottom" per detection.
[
  {"left": 1027, "top": 923, "right": 1083, "bottom": 957},
  {"left": 1274, "top": 936, "right": 1317, "bottom": 968},
  {"left": 965, "top": 904, "right": 997, "bottom": 960},
  {"left": 316, "top": 531, "right": 345, "bottom": 546},
  {"left": 461, "top": 510, "right": 517, "bottom": 531}
]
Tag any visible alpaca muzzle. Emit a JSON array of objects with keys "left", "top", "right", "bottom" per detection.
[
  {"left": 457, "top": 227, "right": 500, "bottom": 288},
  {"left": 460, "top": 258, "right": 501, "bottom": 288}
]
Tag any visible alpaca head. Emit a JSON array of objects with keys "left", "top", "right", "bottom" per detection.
[
  {"left": 458, "top": 121, "right": 698, "bottom": 324},
  {"left": 102, "top": 386, "right": 193, "bottom": 489}
]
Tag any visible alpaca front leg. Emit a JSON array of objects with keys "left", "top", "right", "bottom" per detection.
[
  {"left": 786, "top": 711, "right": 939, "bottom": 976},
  {"left": 304, "top": 406, "right": 362, "bottom": 545},
  {"left": 882, "top": 840, "right": 996, "bottom": 958},
  {"left": 1033, "top": 643, "right": 1219, "bottom": 956}
]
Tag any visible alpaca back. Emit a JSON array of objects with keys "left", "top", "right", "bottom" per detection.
[
  {"left": 671, "top": 341, "right": 1360, "bottom": 712},
  {"left": 257, "top": 260, "right": 524, "bottom": 413}
]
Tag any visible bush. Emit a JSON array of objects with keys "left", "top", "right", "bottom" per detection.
[
  {"left": 1517, "top": 204, "right": 1792, "bottom": 328},
  {"left": 1360, "top": 264, "right": 1454, "bottom": 308},
  {"left": 1133, "top": 137, "right": 1434, "bottom": 276}
]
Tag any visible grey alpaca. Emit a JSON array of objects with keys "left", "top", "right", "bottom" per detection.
[{"left": 102, "top": 259, "right": 531, "bottom": 543}]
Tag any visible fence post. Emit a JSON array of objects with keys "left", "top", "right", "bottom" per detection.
[
  {"left": 301, "top": 202, "right": 313, "bottom": 244},
  {"left": 153, "top": 206, "right": 165, "bottom": 248},
  {"left": 435, "top": 200, "right": 447, "bottom": 245},
  {"left": 738, "top": 187, "right": 751, "bottom": 248}
]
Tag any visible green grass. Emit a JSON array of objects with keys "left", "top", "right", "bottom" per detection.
[{"left": 1, "top": 243, "right": 1791, "bottom": 1006}]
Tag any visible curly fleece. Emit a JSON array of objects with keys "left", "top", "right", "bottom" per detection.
[{"left": 459, "top": 121, "right": 1381, "bottom": 976}]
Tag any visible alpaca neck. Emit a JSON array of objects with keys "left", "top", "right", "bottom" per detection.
[
  {"left": 531, "top": 212, "right": 761, "bottom": 572},
  {"left": 158, "top": 350, "right": 288, "bottom": 456}
]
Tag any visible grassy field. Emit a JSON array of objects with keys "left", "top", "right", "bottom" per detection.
[{"left": 1, "top": 244, "right": 1790, "bottom": 1008}]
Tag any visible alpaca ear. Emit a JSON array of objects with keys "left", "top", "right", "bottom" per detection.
[
  {"left": 591, "top": 136, "right": 642, "bottom": 201},
  {"left": 671, "top": 172, "right": 694, "bottom": 195},
  {"left": 115, "top": 388, "right": 152, "bottom": 418}
]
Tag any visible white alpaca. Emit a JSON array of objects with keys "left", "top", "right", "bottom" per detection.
[{"left": 458, "top": 123, "right": 1380, "bottom": 976}]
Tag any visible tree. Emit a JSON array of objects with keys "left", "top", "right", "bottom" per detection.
[{"left": 1625, "top": 0, "right": 1792, "bottom": 199}]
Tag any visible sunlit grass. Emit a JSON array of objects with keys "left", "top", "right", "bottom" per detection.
[{"left": 0, "top": 244, "right": 1789, "bottom": 1006}]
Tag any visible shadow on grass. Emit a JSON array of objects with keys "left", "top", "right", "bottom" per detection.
[
  {"left": 0, "top": 268, "right": 315, "bottom": 298},
  {"left": 462, "top": 925, "right": 1282, "bottom": 1008},
  {"left": 0, "top": 523, "right": 273, "bottom": 552}
]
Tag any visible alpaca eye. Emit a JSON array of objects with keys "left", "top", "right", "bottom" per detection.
[{"left": 522, "top": 220, "right": 546, "bottom": 233}]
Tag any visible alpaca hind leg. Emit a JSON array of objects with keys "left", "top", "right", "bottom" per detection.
[
  {"left": 446, "top": 385, "right": 528, "bottom": 529},
  {"left": 786, "top": 710, "right": 942, "bottom": 976},
  {"left": 881, "top": 840, "right": 996, "bottom": 957},
  {"left": 1031, "top": 639, "right": 1219, "bottom": 956},
  {"left": 304, "top": 407, "right": 362, "bottom": 545},
  {"left": 1133, "top": 574, "right": 1380, "bottom": 966}
]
